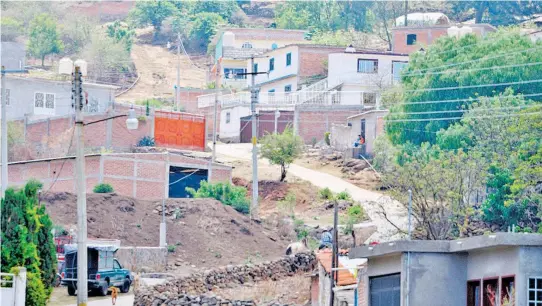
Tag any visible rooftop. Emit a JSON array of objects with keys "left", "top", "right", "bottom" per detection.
[
  {"left": 222, "top": 46, "right": 268, "bottom": 59},
  {"left": 211, "top": 28, "right": 308, "bottom": 45},
  {"left": 7, "top": 75, "right": 118, "bottom": 90},
  {"left": 349, "top": 233, "right": 542, "bottom": 259},
  {"left": 316, "top": 249, "right": 366, "bottom": 286},
  {"left": 392, "top": 23, "right": 497, "bottom": 32}
]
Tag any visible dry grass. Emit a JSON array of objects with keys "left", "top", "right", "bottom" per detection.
[{"left": 214, "top": 274, "right": 312, "bottom": 305}]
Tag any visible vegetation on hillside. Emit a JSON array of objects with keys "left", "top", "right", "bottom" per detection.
[
  {"left": 260, "top": 128, "right": 304, "bottom": 182},
  {"left": 186, "top": 181, "right": 250, "bottom": 214}
]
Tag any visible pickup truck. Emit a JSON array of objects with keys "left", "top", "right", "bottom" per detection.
[{"left": 61, "top": 243, "right": 133, "bottom": 296}]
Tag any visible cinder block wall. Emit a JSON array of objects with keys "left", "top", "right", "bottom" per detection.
[
  {"left": 297, "top": 107, "right": 363, "bottom": 143},
  {"left": 116, "top": 247, "right": 168, "bottom": 272}
]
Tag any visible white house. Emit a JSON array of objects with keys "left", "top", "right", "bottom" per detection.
[{"left": 327, "top": 49, "right": 409, "bottom": 108}]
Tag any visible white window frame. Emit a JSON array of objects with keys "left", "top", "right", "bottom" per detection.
[
  {"left": 361, "top": 92, "right": 377, "bottom": 106},
  {"left": 34, "top": 92, "right": 55, "bottom": 115},
  {"left": 242, "top": 41, "right": 253, "bottom": 49},
  {"left": 226, "top": 112, "right": 231, "bottom": 124},
  {"left": 357, "top": 59, "right": 378, "bottom": 74},
  {"left": 529, "top": 277, "right": 542, "bottom": 305}
]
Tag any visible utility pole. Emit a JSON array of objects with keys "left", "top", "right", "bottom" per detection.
[
  {"left": 404, "top": 0, "right": 408, "bottom": 26},
  {"left": 250, "top": 57, "right": 259, "bottom": 218},
  {"left": 406, "top": 189, "right": 412, "bottom": 306},
  {"left": 1, "top": 67, "right": 7, "bottom": 199},
  {"left": 176, "top": 32, "right": 181, "bottom": 111},
  {"left": 74, "top": 66, "right": 88, "bottom": 306},
  {"left": 329, "top": 199, "right": 339, "bottom": 305},
  {"left": 212, "top": 60, "right": 221, "bottom": 164}
]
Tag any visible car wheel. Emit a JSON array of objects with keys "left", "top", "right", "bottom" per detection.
[
  {"left": 97, "top": 283, "right": 108, "bottom": 296},
  {"left": 67, "top": 286, "right": 76, "bottom": 296},
  {"left": 120, "top": 279, "right": 130, "bottom": 293}
]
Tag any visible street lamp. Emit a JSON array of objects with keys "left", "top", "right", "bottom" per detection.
[{"left": 60, "top": 60, "right": 138, "bottom": 306}]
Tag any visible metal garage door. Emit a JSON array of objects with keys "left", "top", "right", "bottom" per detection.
[
  {"left": 369, "top": 273, "right": 401, "bottom": 306},
  {"left": 168, "top": 166, "right": 208, "bottom": 198}
]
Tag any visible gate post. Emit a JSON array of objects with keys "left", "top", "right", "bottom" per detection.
[{"left": 14, "top": 267, "right": 26, "bottom": 306}]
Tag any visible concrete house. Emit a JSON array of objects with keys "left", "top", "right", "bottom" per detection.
[
  {"left": 349, "top": 233, "right": 542, "bottom": 306},
  {"left": 2, "top": 76, "right": 117, "bottom": 120},
  {"left": 331, "top": 110, "right": 388, "bottom": 157},
  {"left": 1, "top": 42, "right": 26, "bottom": 70},
  {"left": 211, "top": 28, "right": 307, "bottom": 89}
]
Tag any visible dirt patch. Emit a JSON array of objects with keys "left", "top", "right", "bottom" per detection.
[{"left": 42, "top": 192, "right": 287, "bottom": 270}]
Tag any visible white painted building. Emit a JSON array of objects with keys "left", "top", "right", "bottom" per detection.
[{"left": 219, "top": 105, "right": 251, "bottom": 142}]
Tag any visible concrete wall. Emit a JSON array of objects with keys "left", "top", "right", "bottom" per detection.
[
  {"left": 327, "top": 53, "right": 409, "bottom": 90},
  {"left": 1, "top": 42, "right": 26, "bottom": 70},
  {"left": 347, "top": 111, "right": 388, "bottom": 155},
  {"left": 518, "top": 246, "right": 542, "bottom": 305},
  {"left": 330, "top": 123, "right": 352, "bottom": 151},
  {"left": 251, "top": 45, "right": 300, "bottom": 86},
  {"left": 467, "top": 246, "right": 519, "bottom": 280},
  {"left": 367, "top": 254, "right": 402, "bottom": 277},
  {"left": 404, "top": 252, "right": 467, "bottom": 306},
  {"left": 296, "top": 106, "right": 363, "bottom": 143},
  {"left": 219, "top": 105, "right": 251, "bottom": 142},
  {"left": 5, "top": 77, "right": 115, "bottom": 120},
  {"left": 115, "top": 247, "right": 168, "bottom": 272}
]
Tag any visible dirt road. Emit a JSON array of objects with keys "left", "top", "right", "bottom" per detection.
[
  {"left": 215, "top": 143, "right": 408, "bottom": 242},
  {"left": 48, "top": 287, "right": 133, "bottom": 306}
]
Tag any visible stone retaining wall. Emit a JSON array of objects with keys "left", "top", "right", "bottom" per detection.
[
  {"left": 135, "top": 253, "right": 316, "bottom": 306},
  {"left": 116, "top": 247, "right": 168, "bottom": 272}
]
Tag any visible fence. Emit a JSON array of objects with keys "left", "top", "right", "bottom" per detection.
[{"left": 0, "top": 268, "right": 26, "bottom": 306}]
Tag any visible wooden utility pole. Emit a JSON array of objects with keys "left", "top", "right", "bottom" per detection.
[{"left": 329, "top": 199, "right": 339, "bottom": 305}]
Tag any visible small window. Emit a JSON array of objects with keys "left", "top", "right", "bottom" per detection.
[
  {"left": 483, "top": 279, "right": 498, "bottom": 306},
  {"left": 407, "top": 34, "right": 417, "bottom": 45},
  {"left": 253, "top": 63, "right": 258, "bottom": 73},
  {"left": 501, "top": 276, "right": 514, "bottom": 304},
  {"left": 528, "top": 277, "right": 542, "bottom": 305},
  {"left": 242, "top": 42, "right": 252, "bottom": 49},
  {"left": 392, "top": 61, "right": 408, "bottom": 82},
  {"left": 357, "top": 59, "right": 378, "bottom": 73},
  {"left": 467, "top": 280, "right": 481, "bottom": 306},
  {"left": 271, "top": 43, "right": 278, "bottom": 49},
  {"left": 35, "top": 92, "right": 55, "bottom": 113},
  {"left": 268, "top": 89, "right": 275, "bottom": 94},
  {"left": 331, "top": 92, "right": 340, "bottom": 105},
  {"left": 286, "top": 53, "right": 292, "bottom": 66},
  {"left": 284, "top": 85, "right": 292, "bottom": 92},
  {"left": 224, "top": 68, "right": 247, "bottom": 80},
  {"left": 362, "top": 92, "right": 377, "bottom": 106},
  {"left": 269, "top": 58, "right": 275, "bottom": 72},
  {"left": 226, "top": 112, "right": 231, "bottom": 124}
]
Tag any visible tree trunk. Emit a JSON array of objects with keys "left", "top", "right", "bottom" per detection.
[
  {"left": 280, "top": 164, "right": 287, "bottom": 182},
  {"left": 41, "top": 55, "right": 45, "bottom": 67},
  {"left": 475, "top": 2, "right": 487, "bottom": 23},
  {"left": 351, "top": 231, "right": 356, "bottom": 247}
]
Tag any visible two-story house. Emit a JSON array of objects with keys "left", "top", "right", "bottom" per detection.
[{"left": 211, "top": 28, "right": 307, "bottom": 89}]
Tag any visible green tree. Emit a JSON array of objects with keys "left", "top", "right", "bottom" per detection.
[
  {"left": 449, "top": 1, "right": 542, "bottom": 26},
  {"left": 28, "top": 13, "right": 64, "bottom": 67},
  {"left": 107, "top": 20, "right": 136, "bottom": 52},
  {"left": 81, "top": 33, "right": 132, "bottom": 83},
  {"left": 274, "top": 2, "right": 311, "bottom": 30},
  {"left": 260, "top": 128, "right": 304, "bottom": 182},
  {"left": 60, "top": 15, "right": 95, "bottom": 54},
  {"left": 0, "top": 17, "right": 22, "bottom": 41},
  {"left": 189, "top": 12, "right": 224, "bottom": 49},
  {"left": 130, "top": 0, "right": 176, "bottom": 40},
  {"left": 386, "top": 30, "right": 542, "bottom": 145},
  {"left": 342, "top": 205, "right": 367, "bottom": 247},
  {"left": 189, "top": 0, "right": 239, "bottom": 22},
  {"left": 186, "top": 181, "right": 250, "bottom": 214}
]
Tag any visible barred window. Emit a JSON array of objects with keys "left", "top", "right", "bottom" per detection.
[
  {"left": 45, "top": 93, "right": 55, "bottom": 109},
  {"left": 35, "top": 92, "right": 45, "bottom": 108}
]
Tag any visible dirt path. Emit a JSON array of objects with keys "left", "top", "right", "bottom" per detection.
[
  {"left": 116, "top": 42, "right": 207, "bottom": 102},
  {"left": 214, "top": 143, "right": 408, "bottom": 242}
]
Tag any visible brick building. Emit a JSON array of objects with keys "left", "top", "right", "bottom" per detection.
[{"left": 3, "top": 152, "right": 232, "bottom": 200}]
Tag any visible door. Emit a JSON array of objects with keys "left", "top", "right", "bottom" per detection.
[
  {"left": 168, "top": 166, "right": 208, "bottom": 198},
  {"left": 113, "top": 259, "right": 123, "bottom": 286},
  {"left": 370, "top": 273, "right": 400, "bottom": 306},
  {"left": 360, "top": 119, "right": 366, "bottom": 140}
]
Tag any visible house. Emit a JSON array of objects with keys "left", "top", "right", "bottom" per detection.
[
  {"left": 211, "top": 28, "right": 307, "bottom": 89},
  {"left": 529, "top": 30, "right": 542, "bottom": 42},
  {"left": 2, "top": 76, "right": 117, "bottom": 120},
  {"left": 349, "top": 233, "right": 542, "bottom": 306},
  {"left": 391, "top": 14, "right": 496, "bottom": 54},
  {"left": 327, "top": 48, "right": 409, "bottom": 108},
  {"left": 331, "top": 110, "right": 388, "bottom": 157},
  {"left": 313, "top": 249, "right": 367, "bottom": 306},
  {"left": 1, "top": 42, "right": 26, "bottom": 70}
]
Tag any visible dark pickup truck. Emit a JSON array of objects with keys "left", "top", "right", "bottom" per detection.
[{"left": 61, "top": 243, "right": 133, "bottom": 296}]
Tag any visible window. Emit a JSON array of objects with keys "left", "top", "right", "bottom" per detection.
[
  {"left": 98, "top": 251, "right": 114, "bottom": 270},
  {"left": 34, "top": 92, "right": 55, "bottom": 115},
  {"left": 113, "top": 259, "right": 121, "bottom": 270},
  {"left": 2, "top": 88, "right": 10, "bottom": 106},
  {"left": 362, "top": 92, "right": 377, "bottom": 106},
  {"left": 529, "top": 277, "right": 542, "bottom": 305},
  {"left": 284, "top": 85, "right": 292, "bottom": 92},
  {"left": 501, "top": 276, "right": 514, "bottom": 304},
  {"left": 360, "top": 119, "right": 366, "bottom": 139},
  {"left": 241, "top": 41, "right": 252, "bottom": 49},
  {"left": 392, "top": 61, "right": 408, "bottom": 82},
  {"left": 286, "top": 52, "right": 292, "bottom": 66},
  {"left": 226, "top": 112, "right": 231, "bottom": 124},
  {"left": 369, "top": 273, "right": 400, "bottom": 306},
  {"left": 407, "top": 34, "right": 417, "bottom": 45},
  {"left": 269, "top": 58, "right": 275, "bottom": 72},
  {"left": 331, "top": 92, "right": 340, "bottom": 105},
  {"left": 253, "top": 63, "right": 258, "bottom": 74},
  {"left": 357, "top": 59, "right": 378, "bottom": 73},
  {"left": 223, "top": 68, "right": 247, "bottom": 80},
  {"left": 268, "top": 89, "right": 275, "bottom": 103},
  {"left": 467, "top": 280, "right": 481, "bottom": 306},
  {"left": 483, "top": 278, "right": 499, "bottom": 306}
]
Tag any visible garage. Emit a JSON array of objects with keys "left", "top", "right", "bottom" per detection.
[{"left": 168, "top": 166, "right": 208, "bottom": 198}]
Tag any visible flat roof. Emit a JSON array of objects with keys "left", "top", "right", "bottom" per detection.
[
  {"left": 349, "top": 233, "right": 542, "bottom": 259},
  {"left": 7, "top": 75, "right": 118, "bottom": 90},
  {"left": 392, "top": 23, "right": 496, "bottom": 32}
]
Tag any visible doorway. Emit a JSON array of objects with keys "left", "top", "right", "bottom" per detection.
[{"left": 168, "top": 166, "right": 208, "bottom": 198}]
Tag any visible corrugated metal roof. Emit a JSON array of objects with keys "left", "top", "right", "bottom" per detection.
[{"left": 316, "top": 249, "right": 359, "bottom": 286}]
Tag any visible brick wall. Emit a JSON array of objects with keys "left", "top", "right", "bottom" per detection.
[
  {"left": 179, "top": 90, "right": 216, "bottom": 114},
  {"left": 392, "top": 27, "right": 489, "bottom": 54},
  {"left": 3, "top": 153, "right": 232, "bottom": 200},
  {"left": 298, "top": 46, "right": 344, "bottom": 78},
  {"left": 297, "top": 107, "right": 363, "bottom": 143}
]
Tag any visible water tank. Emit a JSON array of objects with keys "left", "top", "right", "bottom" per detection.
[
  {"left": 447, "top": 26, "right": 460, "bottom": 38},
  {"left": 58, "top": 58, "right": 73, "bottom": 75},
  {"left": 222, "top": 31, "right": 235, "bottom": 47},
  {"left": 74, "top": 59, "right": 88, "bottom": 77},
  {"left": 459, "top": 26, "right": 473, "bottom": 37},
  {"left": 345, "top": 45, "right": 356, "bottom": 53}
]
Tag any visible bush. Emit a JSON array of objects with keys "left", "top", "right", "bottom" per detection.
[
  {"left": 167, "top": 245, "right": 176, "bottom": 253},
  {"left": 137, "top": 136, "right": 155, "bottom": 147},
  {"left": 25, "top": 272, "right": 47, "bottom": 306},
  {"left": 336, "top": 190, "right": 352, "bottom": 201},
  {"left": 186, "top": 181, "right": 250, "bottom": 214},
  {"left": 93, "top": 183, "right": 114, "bottom": 193},
  {"left": 311, "top": 137, "right": 317, "bottom": 148},
  {"left": 278, "top": 192, "right": 296, "bottom": 216},
  {"left": 324, "top": 132, "right": 331, "bottom": 146},
  {"left": 318, "top": 187, "right": 334, "bottom": 200}
]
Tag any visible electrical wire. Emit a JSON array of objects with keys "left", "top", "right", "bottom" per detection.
[
  {"left": 41, "top": 127, "right": 76, "bottom": 198},
  {"left": 168, "top": 169, "right": 200, "bottom": 185},
  {"left": 402, "top": 61, "right": 542, "bottom": 77},
  {"left": 391, "top": 106, "right": 531, "bottom": 116},
  {"left": 398, "top": 92, "right": 542, "bottom": 106},
  {"left": 404, "top": 79, "right": 542, "bottom": 93},
  {"left": 386, "top": 111, "right": 542, "bottom": 123}
]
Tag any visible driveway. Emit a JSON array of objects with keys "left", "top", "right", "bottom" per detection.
[{"left": 214, "top": 143, "right": 407, "bottom": 241}]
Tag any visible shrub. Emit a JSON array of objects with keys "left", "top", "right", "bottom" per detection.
[
  {"left": 311, "top": 137, "right": 317, "bottom": 148},
  {"left": 278, "top": 192, "right": 297, "bottom": 216},
  {"left": 336, "top": 190, "right": 352, "bottom": 201},
  {"left": 25, "top": 271, "right": 47, "bottom": 306},
  {"left": 93, "top": 183, "right": 114, "bottom": 193},
  {"left": 186, "top": 181, "right": 251, "bottom": 214},
  {"left": 167, "top": 245, "right": 176, "bottom": 253},
  {"left": 137, "top": 136, "right": 155, "bottom": 147},
  {"left": 324, "top": 132, "right": 331, "bottom": 146},
  {"left": 318, "top": 187, "right": 334, "bottom": 200},
  {"left": 137, "top": 115, "right": 147, "bottom": 122}
]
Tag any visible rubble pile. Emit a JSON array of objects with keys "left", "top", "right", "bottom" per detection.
[
  {"left": 134, "top": 293, "right": 286, "bottom": 306},
  {"left": 135, "top": 253, "right": 316, "bottom": 306}
]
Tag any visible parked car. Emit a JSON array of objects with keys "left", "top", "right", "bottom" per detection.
[{"left": 61, "top": 242, "right": 133, "bottom": 296}]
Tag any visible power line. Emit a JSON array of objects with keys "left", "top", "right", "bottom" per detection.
[
  {"left": 403, "top": 46, "right": 542, "bottom": 76},
  {"left": 392, "top": 106, "right": 531, "bottom": 116},
  {"left": 404, "top": 79, "right": 542, "bottom": 93},
  {"left": 399, "top": 92, "right": 542, "bottom": 106},
  {"left": 403, "top": 61, "right": 542, "bottom": 77},
  {"left": 386, "top": 111, "right": 542, "bottom": 123},
  {"left": 41, "top": 127, "right": 76, "bottom": 197}
]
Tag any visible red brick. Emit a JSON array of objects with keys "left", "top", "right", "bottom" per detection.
[
  {"left": 135, "top": 181, "right": 165, "bottom": 200},
  {"left": 103, "top": 178, "right": 134, "bottom": 197},
  {"left": 24, "top": 162, "right": 50, "bottom": 180},
  {"left": 48, "top": 179, "right": 75, "bottom": 193},
  {"left": 136, "top": 161, "right": 166, "bottom": 181},
  {"left": 85, "top": 157, "right": 101, "bottom": 176},
  {"left": 50, "top": 160, "right": 75, "bottom": 179},
  {"left": 104, "top": 159, "right": 135, "bottom": 177},
  {"left": 210, "top": 169, "right": 231, "bottom": 183}
]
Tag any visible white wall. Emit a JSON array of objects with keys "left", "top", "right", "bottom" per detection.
[
  {"left": 219, "top": 105, "right": 251, "bottom": 141},
  {"left": 467, "top": 246, "right": 519, "bottom": 280},
  {"left": 328, "top": 53, "right": 409, "bottom": 90},
  {"left": 229, "top": 38, "right": 304, "bottom": 50},
  {"left": 221, "top": 59, "right": 248, "bottom": 90},
  {"left": 249, "top": 46, "right": 300, "bottom": 86}
]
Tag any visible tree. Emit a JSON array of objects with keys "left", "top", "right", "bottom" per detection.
[
  {"left": 373, "top": 0, "right": 404, "bottom": 50},
  {"left": 107, "top": 20, "right": 136, "bottom": 52},
  {"left": 81, "top": 33, "right": 132, "bottom": 83},
  {"left": 342, "top": 205, "right": 367, "bottom": 247},
  {"left": 186, "top": 181, "right": 250, "bottom": 214},
  {"left": 60, "top": 15, "right": 96, "bottom": 54},
  {"left": 386, "top": 30, "right": 542, "bottom": 145},
  {"left": 260, "top": 128, "right": 304, "bottom": 182},
  {"left": 188, "top": 0, "right": 239, "bottom": 22},
  {"left": 28, "top": 13, "right": 64, "bottom": 67},
  {"left": 0, "top": 17, "right": 22, "bottom": 41},
  {"left": 189, "top": 12, "right": 224, "bottom": 49},
  {"left": 449, "top": 0, "right": 542, "bottom": 26},
  {"left": 130, "top": 0, "right": 176, "bottom": 40},
  {"left": 274, "top": 2, "right": 311, "bottom": 30}
]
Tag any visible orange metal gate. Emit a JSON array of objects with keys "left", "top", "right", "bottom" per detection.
[{"left": 154, "top": 111, "right": 206, "bottom": 151}]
